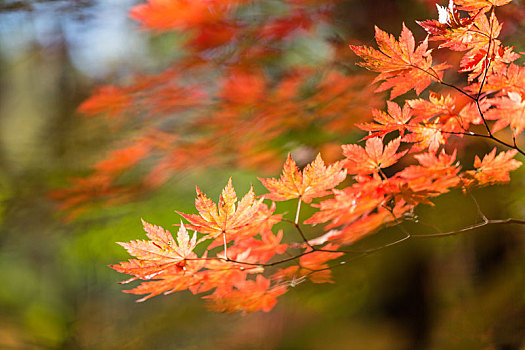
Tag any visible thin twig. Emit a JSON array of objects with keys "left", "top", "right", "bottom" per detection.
[
  {"left": 185, "top": 216, "right": 525, "bottom": 269},
  {"left": 283, "top": 218, "right": 317, "bottom": 251}
]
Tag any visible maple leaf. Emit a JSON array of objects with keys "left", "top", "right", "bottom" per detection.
[
  {"left": 194, "top": 249, "right": 264, "bottom": 295},
  {"left": 304, "top": 187, "right": 384, "bottom": 228},
  {"left": 111, "top": 259, "right": 181, "bottom": 285},
  {"left": 331, "top": 202, "right": 412, "bottom": 245},
  {"left": 459, "top": 42, "right": 519, "bottom": 82},
  {"left": 398, "top": 149, "right": 459, "bottom": 179},
  {"left": 393, "top": 183, "right": 437, "bottom": 206},
  {"left": 485, "top": 64, "right": 525, "bottom": 96},
  {"left": 178, "top": 178, "right": 266, "bottom": 240},
  {"left": 122, "top": 266, "right": 205, "bottom": 302},
  {"left": 259, "top": 153, "right": 347, "bottom": 203},
  {"left": 342, "top": 137, "right": 407, "bottom": 175},
  {"left": 298, "top": 245, "right": 344, "bottom": 283},
  {"left": 403, "top": 122, "right": 447, "bottom": 153},
  {"left": 349, "top": 24, "right": 448, "bottom": 99},
  {"left": 396, "top": 150, "right": 461, "bottom": 196},
  {"left": 110, "top": 220, "right": 208, "bottom": 302},
  {"left": 418, "top": 4, "right": 518, "bottom": 81},
  {"left": 407, "top": 91, "right": 479, "bottom": 133},
  {"left": 358, "top": 101, "right": 413, "bottom": 138},
  {"left": 204, "top": 275, "right": 287, "bottom": 313},
  {"left": 417, "top": 1, "right": 481, "bottom": 51},
  {"left": 407, "top": 91, "right": 456, "bottom": 123},
  {"left": 457, "top": 99, "right": 489, "bottom": 129},
  {"left": 235, "top": 230, "right": 288, "bottom": 263},
  {"left": 273, "top": 244, "right": 343, "bottom": 284},
  {"left": 116, "top": 220, "right": 199, "bottom": 267},
  {"left": 485, "top": 92, "right": 525, "bottom": 136},
  {"left": 454, "top": 0, "right": 512, "bottom": 12},
  {"left": 465, "top": 148, "right": 522, "bottom": 185}
]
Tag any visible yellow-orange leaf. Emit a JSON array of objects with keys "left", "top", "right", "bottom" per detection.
[
  {"left": 116, "top": 220, "right": 198, "bottom": 266},
  {"left": 178, "top": 178, "right": 265, "bottom": 239},
  {"left": 259, "top": 153, "right": 347, "bottom": 203}
]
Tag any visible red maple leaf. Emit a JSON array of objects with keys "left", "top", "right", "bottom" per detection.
[
  {"left": 358, "top": 101, "right": 413, "bottom": 138},
  {"left": 396, "top": 149, "right": 461, "bottom": 197},
  {"left": 417, "top": 1, "right": 480, "bottom": 51},
  {"left": 342, "top": 137, "right": 407, "bottom": 175},
  {"left": 350, "top": 24, "right": 448, "bottom": 99}
]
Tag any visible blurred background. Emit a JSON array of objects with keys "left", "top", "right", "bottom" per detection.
[{"left": 1, "top": 0, "right": 525, "bottom": 348}]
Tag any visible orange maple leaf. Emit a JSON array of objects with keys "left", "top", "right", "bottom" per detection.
[
  {"left": 454, "top": 0, "right": 512, "bottom": 12},
  {"left": 403, "top": 122, "right": 447, "bottom": 153},
  {"left": 486, "top": 92, "right": 525, "bottom": 136},
  {"left": 358, "top": 101, "right": 413, "bottom": 138},
  {"left": 417, "top": 2, "right": 481, "bottom": 51},
  {"left": 407, "top": 91, "right": 457, "bottom": 123},
  {"left": 110, "top": 220, "right": 207, "bottom": 301},
  {"left": 324, "top": 203, "right": 411, "bottom": 246},
  {"left": 259, "top": 153, "right": 347, "bottom": 203},
  {"left": 204, "top": 275, "right": 287, "bottom": 313},
  {"left": 342, "top": 137, "right": 407, "bottom": 175},
  {"left": 193, "top": 249, "right": 263, "bottom": 295},
  {"left": 397, "top": 150, "right": 461, "bottom": 197},
  {"left": 485, "top": 64, "right": 525, "bottom": 96},
  {"left": 116, "top": 220, "right": 199, "bottom": 267},
  {"left": 235, "top": 230, "right": 288, "bottom": 263},
  {"left": 466, "top": 148, "right": 522, "bottom": 185},
  {"left": 273, "top": 244, "right": 343, "bottom": 284},
  {"left": 178, "top": 178, "right": 266, "bottom": 240},
  {"left": 350, "top": 24, "right": 448, "bottom": 99},
  {"left": 304, "top": 187, "right": 384, "bottom": 228},
  {"left": 122, "top": 271, "right": 204, "bottom": 302}
]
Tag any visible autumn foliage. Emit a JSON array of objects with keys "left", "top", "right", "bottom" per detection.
[
  {"left": 58, "top": 0, "right": 525, "bottom": 312},
  {"left": 51, "top": 0, "right": 383, "bottom": 219}
]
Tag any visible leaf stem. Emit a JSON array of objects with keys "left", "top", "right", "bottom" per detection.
[{"left": 295, "top": 198, "right": 302, "bottom": 225}]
